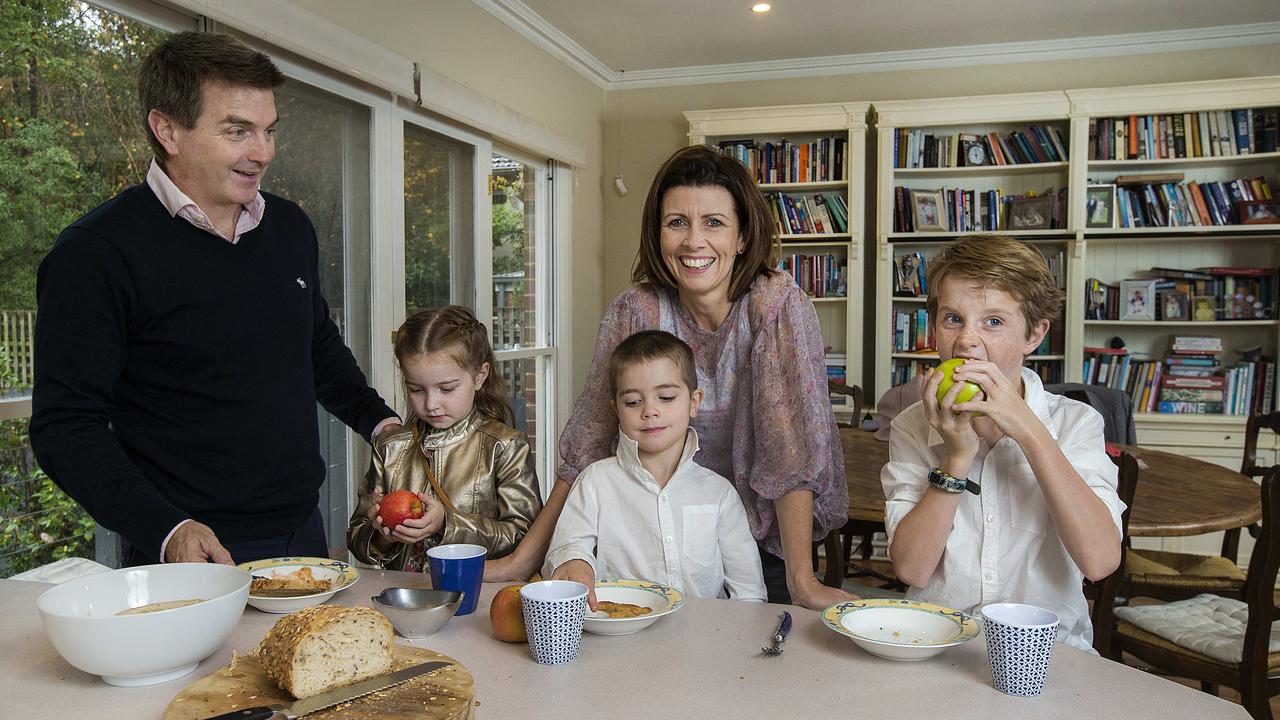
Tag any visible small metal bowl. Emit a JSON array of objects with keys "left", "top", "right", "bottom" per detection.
[{"left": 371, "top": 587, "right": 462, "bottom": 639}]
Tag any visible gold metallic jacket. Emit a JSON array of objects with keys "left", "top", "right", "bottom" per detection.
[{"left": 346, "top": 410, "right": 542, "bottom": 571}]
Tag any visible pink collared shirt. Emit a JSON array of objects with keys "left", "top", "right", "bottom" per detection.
[
  {"left": 146, "top": 158, "right": 400, "bottom": 560},
  {"left": 146, "top": 159, "right": 265, "bottom": 244}
]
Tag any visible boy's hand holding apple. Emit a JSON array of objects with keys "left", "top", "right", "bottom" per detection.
[
  {"left": 921, "top": 362, "right": 980, "bottom": 473},
  {"left": 946, "top": 360, "right": 1047, "bottom": 447}
]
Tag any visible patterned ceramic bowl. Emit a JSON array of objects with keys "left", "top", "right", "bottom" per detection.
[
  {"left": 822, "top": 598, "right": 979, "bottom": 661},
  {"left": 583, "top": 579, "right": 685, "bottom": 636},
  {"left": 237, "top": 556, "right": 359, "bottom": 613}
]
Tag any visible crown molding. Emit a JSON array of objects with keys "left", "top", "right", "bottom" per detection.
[
  {"left": 467, "top": 5, "right": 1280, "bottom": 92},
  {"left": 472, "top": 0, "right": 616, "bottom": 88}
]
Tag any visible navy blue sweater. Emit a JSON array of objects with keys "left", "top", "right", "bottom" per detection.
[{"left": 30, "top": 184, "right": 396, "bottom": 561}]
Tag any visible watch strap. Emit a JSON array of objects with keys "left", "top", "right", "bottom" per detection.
[{"left": 928, "top": 467, "right": 981, "bottom": 495}]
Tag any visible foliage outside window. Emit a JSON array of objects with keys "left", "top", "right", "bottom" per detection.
[{"left": 0, "top": 1, "right": 165, "bottom": 575}]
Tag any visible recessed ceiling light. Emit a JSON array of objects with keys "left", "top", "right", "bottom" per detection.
[{"left": 752, "top": 3, "right": 771, "bottom": 12}]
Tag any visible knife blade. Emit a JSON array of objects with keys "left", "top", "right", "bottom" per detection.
[{"left": 201, "top": 660, "right": 450, "bottom": 720}]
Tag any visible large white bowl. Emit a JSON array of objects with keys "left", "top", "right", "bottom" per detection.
[
  {"left": 37, "top": 563, "right": 250, "bottom": 686},
  {"left": 822, "top": 598, "right": 979, "bottom": 661},
  {"left": 582, "top": 579, "right": 684, "bottom": 636}
]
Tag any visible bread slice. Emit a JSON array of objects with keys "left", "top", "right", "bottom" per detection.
[
  {"left": 259, "top": 605, "right": 394, "bottom": 699},
  {"left": 251, "top": 567, "right": 333, "bottom": 596}
]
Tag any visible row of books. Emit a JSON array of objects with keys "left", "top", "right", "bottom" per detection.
[
  {"left": 777, "top": 253, "right": 847, "bottom": 299},
  {"left": 1089, "top": 108, "right": 1280, "bottom": 161},
  {"left": 889, "top": 355, "right": 1064, "bottom": 388},
  {"left": 716, "top": 137, "right": 847, "bottom": 184},
  {"left": 893, "top": 125, "right": 1068, "bottom": 168},
  {"left": 766, "top": 192, "right": 849, "bottom": 235},
  {"left": 1112, "top": 176, "right": 1274, "bottom": 228},
  {"left": 892, "top": 309, "right": 933, "bottom": 353},
  {"left": 1083, "top": 339, "right": 1277, "bottom": 415},
  {"left": 892, "top": 186, "right": 1068, "bottom": 233},
  {"left": 825, "top": 354, "right": 850, "bottom": 408},
  {"left": 1086, "top": 267, "right": 1277, "bottom": 322}
]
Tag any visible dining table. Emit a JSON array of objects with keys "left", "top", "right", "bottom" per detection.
[
  {"left": 0, "top": 570, "right": 1251, "bottom": 719},
  {"left": 841, "top": 427, "right": 1262, "bottom": 538}
]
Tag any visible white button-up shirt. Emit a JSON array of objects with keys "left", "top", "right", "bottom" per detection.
[
  {"left": 545, "top": 428, "right": 766, "bottom": 602},
  {"left": 881, "top": 368, "right": 1125, "bottom": 653}
]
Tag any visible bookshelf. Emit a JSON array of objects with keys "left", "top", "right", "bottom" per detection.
[
  {"left": 1066, "top": 77, "right": 1280, "bottom": 487},
  {"left": 685, "top": 103, "right": 870, "bottom": 417},
  {"left": 872, "top": 92, "right": 1074, "bottom": 401}
]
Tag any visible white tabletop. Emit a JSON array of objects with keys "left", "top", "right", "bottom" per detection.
[{"left": 0, "top": 572, "right": 1249, "bottom": 719}]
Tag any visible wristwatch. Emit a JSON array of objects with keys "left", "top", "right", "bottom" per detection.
[{"left": 928, "top": 467, "right": 981, "bottom": 495}]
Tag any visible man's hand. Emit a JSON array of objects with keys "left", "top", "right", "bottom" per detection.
[
  {"left": 375, "top": 421, "right": 403, "bottom": 440},
  {"left": 550, "top": 559, "right": 598, "bottom": 611},
  {"left": 165, "top": 521, "right": 234, "bottom": 564}
]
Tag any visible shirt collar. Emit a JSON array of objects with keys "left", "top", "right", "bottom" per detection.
[
  {"left": 925, "top": 366, "right": 1057, "bottom": 448},
  {"left": 615, "top": 427, "right": 701, "bottom": 487},
  {"left": 146, "top": 158, "right": 266, "bottom": 242}
]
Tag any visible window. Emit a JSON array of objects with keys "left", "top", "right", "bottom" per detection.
[
  {"left": 404, "top": 123, "right": 475, "bottom": 313},
  {"left": 0, "top": 1, "right": 174, "bottom": 575}
]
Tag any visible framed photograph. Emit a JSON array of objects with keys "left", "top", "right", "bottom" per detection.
[
  {"left": 1160, "top": 290, "right": 1189, "bottom": 321},
  {"left": 910, "top": 189, "right": 945, "bottom": 232},
  {"left": 1191, "top": 295, "right": 1217, "bottom": 322},
  {"left": 1119, "top": 279, "right": 1156, "bottom": 321},
  {"left": 1009, "top": 195, "right": 1054, "bottom": 231},
  {"left": 1086, "top": 184, "right": 1116, "bottom": 229},
  {"left": 1238, "top": 199, "right": 1280, "bottom": 225}
]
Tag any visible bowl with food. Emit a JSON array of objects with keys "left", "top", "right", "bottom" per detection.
[
  {"left": 238, "top": 556, "right": 359, "bottom": 613},
  {"left": 36, "top": 562, "right": 250, "bottom": 686},
  {"left": 822, "top": 598, "right": 979, "bottom": 661},
  {"left": 582, "top": 579, "right": 684, "bottom": 636}
]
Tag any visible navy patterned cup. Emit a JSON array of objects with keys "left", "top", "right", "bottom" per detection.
[
  {"left": 980, "top": 603, "right": 1060, "bottom": 696},
  {"left": 520, "top": 580, "right": 588, "bottom": 665}
]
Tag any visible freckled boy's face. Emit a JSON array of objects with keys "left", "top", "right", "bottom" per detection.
[{"left": 932, "top": 276, "right": 1047, "bottom": 384}]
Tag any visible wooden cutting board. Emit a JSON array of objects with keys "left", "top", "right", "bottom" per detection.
[{"left": 164, "top": 645, "right": 474, "bottom": 720}]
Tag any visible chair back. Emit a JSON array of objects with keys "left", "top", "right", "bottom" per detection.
[
  {"left": 1241, "top": 412, "right": 1280, "bottom": 478},
  {"left": 828, "top": 382, "right": 865, "bottom": 429},
  {"left": 1240, "top": 466, "right": 1280, "bottom": 666},
  {"left": 1045, "top": 382, "right": 1137, "bottom": 445},
  {"left": 1089, "top": 450, "right": 1139, "bottom": 656}
]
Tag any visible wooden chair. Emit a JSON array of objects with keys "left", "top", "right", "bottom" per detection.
[
  {"left": 1088, "top": 450, "right": 1139, "bottom": 657},
  {"left": 1123, "top": 412, "right": 1279, "bottom": 603},
  {"left": 1096, "top": 465, "right": 1280, "bottom": 720},
  {"left": 810, "top": 381, "right": 863, "bottom": 588}
]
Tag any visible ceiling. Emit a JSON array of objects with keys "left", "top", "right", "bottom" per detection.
[{"left": 477, "top": 0, "right": 1280, "bottom": 88}]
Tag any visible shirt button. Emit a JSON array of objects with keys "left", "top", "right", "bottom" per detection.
[
  {"left": 986, "top": 515, "right": 995, "bottom": 524},
  {"left": 985, "top": 572, "right": 995, "bottom": 580},
  {"left": 665, "top": 536, "right": 673, "bottom": 543}
]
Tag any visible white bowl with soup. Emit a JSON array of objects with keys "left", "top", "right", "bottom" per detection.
[{"left": 36, "top": 563, "right": 250, "bottom": 686}]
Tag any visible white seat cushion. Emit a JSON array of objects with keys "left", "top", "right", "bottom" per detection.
[{"left": 1115, "top": 593, "right": 1280, "bottom": 664}]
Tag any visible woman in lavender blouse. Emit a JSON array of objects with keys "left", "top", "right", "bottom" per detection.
[{"left": 489, "top": 145, "right": 852, "bottom": 609}]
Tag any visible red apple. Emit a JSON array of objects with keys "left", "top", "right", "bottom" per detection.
[
  {"left": 378, "top": 489, "right": 424, "bottom": 529},
  {"left": 490, "top": 583, "right": 527, "bottom": 642}
]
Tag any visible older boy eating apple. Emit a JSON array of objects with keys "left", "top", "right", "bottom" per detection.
[{"left": 881, "top": 234, "right": 1124, "bottom": 654}]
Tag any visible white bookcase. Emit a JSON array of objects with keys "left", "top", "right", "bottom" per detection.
[{"left": 686, "top": 103, "right": 870, "bottom": 416}]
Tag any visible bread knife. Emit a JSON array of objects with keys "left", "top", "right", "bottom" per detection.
[{"left": 201, "top": 660, "right": 450, "bottom": 719}]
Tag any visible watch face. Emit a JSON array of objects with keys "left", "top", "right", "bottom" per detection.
[{"left": 966, "top": 144, "right": 987, "bottom": 166}]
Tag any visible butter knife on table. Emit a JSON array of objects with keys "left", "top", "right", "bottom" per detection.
[
  {"left": 201, "top": 660, "right": 449, "bottom": 719},
  {"left": 762, "top": 610, "right": 792, "bottom": 655}
]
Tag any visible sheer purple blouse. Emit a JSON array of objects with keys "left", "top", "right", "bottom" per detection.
[{"left": 557, "top": 271, "right": 848, "bottom": 557}]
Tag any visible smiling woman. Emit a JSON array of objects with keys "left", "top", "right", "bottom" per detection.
[{"left": 493, "top": 146, "right": 852, "bottom": 610}]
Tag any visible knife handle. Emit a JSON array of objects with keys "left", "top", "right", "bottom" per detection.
[{"left": 201, "top": 707, "right": 281, "bottom": 720}]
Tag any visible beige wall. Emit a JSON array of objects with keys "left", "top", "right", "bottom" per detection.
[
  {"left": 292, "top": 0, "right": 606, "bottom": 387},
  {"left": 602, "top": 44, "right": 1280, "bottom": 305}
]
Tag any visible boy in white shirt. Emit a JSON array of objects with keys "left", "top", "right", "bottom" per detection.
[
  {"left": 881, "top": 235, "right": 1125, "bottom": 653},
  {"left": 547, "top": 330, "right": 766, "bottom": 607}
]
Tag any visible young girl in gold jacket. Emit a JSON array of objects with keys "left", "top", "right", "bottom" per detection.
[{"left": 347, "top": 306, "right": 542, "bottom": 572}]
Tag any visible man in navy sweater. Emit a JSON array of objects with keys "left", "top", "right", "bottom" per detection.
[{"left": 29, "top": 32, "right": 400, "bottom": 566}]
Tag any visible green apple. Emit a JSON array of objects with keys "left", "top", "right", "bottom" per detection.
[{"left": 935, "top": 358, "right": 983, "bottom": 410}]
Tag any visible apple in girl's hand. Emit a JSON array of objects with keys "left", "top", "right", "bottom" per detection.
[
  {"left": 935, "top": 358, "right": 984, "bottom": 410},
  {"left": 378, "top": 489, "right": 424, "bottom": 529},
  {"left": 490, "top": 583, "right": 528, "bottom": 642}
]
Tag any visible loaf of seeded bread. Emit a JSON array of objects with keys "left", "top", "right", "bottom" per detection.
[{"left": 259, "top": 605, "right": 394, "bottom": 699}]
